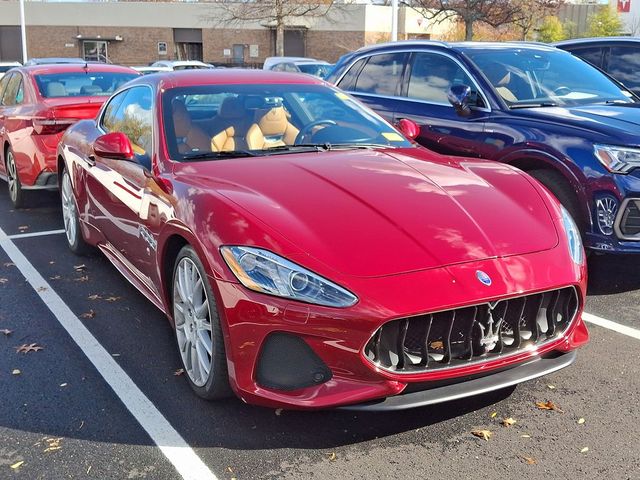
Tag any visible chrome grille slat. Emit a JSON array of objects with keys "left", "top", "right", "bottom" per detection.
[{"left": 364, "top": 287, "right": 579, "bottom": 374}]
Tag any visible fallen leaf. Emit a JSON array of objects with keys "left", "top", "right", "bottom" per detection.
[
  {"left": 18, "top": 225, "right": 29, "bottom": 231},
  {"left": 522, "top": 456, "right": 536, "bottom": 465},
  {"left": 502, "top": 417, "right": 516, "bottom": 427},
  {"left": 10, "top": 460, "right": 24, "bottom": 469},
  {"left": 87, "top": 294, "right": 101, "bottom": 300},
  {"left": 0, "top": 278, "right": 8, "bottom": 284},
  {"left": 173, "top": 368, "right": 184, "bottom": 376},
  {"left": 80, "top": 310, "right": 96, "bottom": 319},
  {"left": 535, "top": 400, "right": 563, "bottom": 413},
  {"left": 16, "top": 343, "right": 43, "bottom": 353},
  {"left": 3, "top": 262, "right": 15, "bottom": 267},
  {"left": 37, "top": 286, "right": 47, "bottom": 292},
  {"left": 74, "top": 264, "right": 86, "bottom": 271},
  {"left": 75, "top": 276, "right": 89, "bottom": 282},
  {"left": 0, "top": 328, "right": 13, "bottom": 335},
  {"left": 430, "top": 340, "right": 444, "bottom": 350},
  {"left": 580, "top": 447, "right": 589, "bottom": 453},
  {"left": 105, "top": 296, "right": 121, "bottom": 302},
  {"left": 43, "top": 437, "right": 62, "bottom": 453},
  {"left": 59, "top": 383, "right": 68, "bottom": 387},
  {"left": 275, "top": 408, "right": 283, "bottom": 416},
  {"left": 12, "top": 369, "right": 21, "bottom": 375},
  {"left": 49, "top": 275, "right": 61, "bottom": 280},
  {"left": 547, "top": 384, "right": 556, "bottom": 390},
  {"left": 49, "top": 261, "right": 55, "bottom": 265},
  {"left": 326, "top": 452, "right": 336, "bottom": 461},
  {"left": 521, "top": 434, "right": 531, "bottom": 438},
  {"left": 490, "top": 411, "right": 498, "bottom": 418},
  {"left": 577, "top": 418, "right": 585, "bottom": 425},
  {"left": 471, "top": 429, "right": 492, "bottom": 441}
]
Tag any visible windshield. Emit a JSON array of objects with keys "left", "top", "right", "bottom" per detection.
[
  {"left": 466, "top": 48, "right": 635, "bottom": 107},
  {"left": 162, "top": 83, "right": 412, "bottom": 161},
  {"left": 297, "top": 63, "right": 332, "bottom": 78},
  {"left": 35, "top": 71, "right": 139, "bottom": 98}
]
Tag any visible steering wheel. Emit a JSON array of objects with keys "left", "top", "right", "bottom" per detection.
[
  {"left": 553, "top": 86, "right": 571, "bottom": 96},
  {"left": 295, "top": 119, "right": 337, "bottom": 144}
]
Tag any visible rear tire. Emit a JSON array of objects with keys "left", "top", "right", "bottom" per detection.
[
  {"left": 60, "top": 166, "right": 91, "bottom": 255},
  {"left": 5, "top": 148, "right": 24, "bottom": 208},
  {"left": 172, "top": 245, "right": 231, "bottom": 400},
  {"left": 528, "top": 169, "right": 585, "bottom": 231}
]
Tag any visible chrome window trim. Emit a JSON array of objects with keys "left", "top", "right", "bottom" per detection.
[
  {"left": 614, "top": 197, "right": 640, "bottom": 241},
  {"left": 335, "top": 49, "right": 491, "bottom": 113}
]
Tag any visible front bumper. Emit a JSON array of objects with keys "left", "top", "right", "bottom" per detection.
[{"left": 214, "top": 246, "right": 587, "bottom": 410}]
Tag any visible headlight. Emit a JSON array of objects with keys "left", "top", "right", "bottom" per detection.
[
  {"left": 594, "top": 144, "right": 640, "bottom": 174},
  {"left": 560, "top": 206, "right": 584, "bottom": 265},
  {"left": 220, "top": 246, "right": 358, "bottom": 308}
]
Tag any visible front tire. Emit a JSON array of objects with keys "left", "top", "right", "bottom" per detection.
[
  {"left": 528, "top": 169, "right": 585, "bottom": 231},
  {"left": 172, "top": 245, "right": 231, "bottom": 399},
  {"left": 6, "top": 148, "right": 24, "bottom": 208},
  {"left": 60, "top": 166, "right": 90, "bottom": 255}
]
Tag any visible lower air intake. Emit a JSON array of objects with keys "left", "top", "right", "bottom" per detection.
[{"left": 364, "top": 287, "right": 579, "bottom": 373}]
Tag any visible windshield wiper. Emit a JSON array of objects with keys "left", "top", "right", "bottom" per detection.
[
  {"left": 181, "top": 150, "right": 256, "bottom": 161},
  {"left": 263, "top": 143, "right": 332, "bottom": 153},
  {"left": 509, "top": 102, "right": 558, "bottom": 109},
  {"left": 330, "top": 143, "right": 397, "bottom": 150}
]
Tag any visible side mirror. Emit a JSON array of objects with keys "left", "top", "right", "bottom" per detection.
[
  {"left": 447, "top": 85, "right": 473, "bottom": 117},
  {"left": 93, "top": 132, "right": 134, "bottom": 160},
  {"left": 395, "top": 118, "right": 420, "bottom": 140}
]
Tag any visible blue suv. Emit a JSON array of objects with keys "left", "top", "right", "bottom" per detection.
[{"left": 327, "top": 41, "right": 640, "bottom": 254}]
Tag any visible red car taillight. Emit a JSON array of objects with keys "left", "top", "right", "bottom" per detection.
[{"left": 32, "top": 117, "right": 78, "bottom": 135}]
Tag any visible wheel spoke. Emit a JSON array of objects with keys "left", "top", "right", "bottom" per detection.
[
  {"left": 197, "top": 329, "right": 212, "bottom": 356},
  {"left": 194, "top": 299, "right": 208, "bottom": 318}
]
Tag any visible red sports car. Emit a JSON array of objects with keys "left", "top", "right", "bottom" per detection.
[
  {"left": 0, "top": 63, "right": 138, "bottom": 207},
  {"left": 58, "top": 70, "right": 588, "bottom": 410}
]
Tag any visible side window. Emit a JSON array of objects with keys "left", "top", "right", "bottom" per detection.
[
  {"left": 336, "top": 58, "right": 366, "bottom": 91},
  {"left": 407, "top": 52, "right": 475, "bottom": 105},
  {"left": 607, "top": 46, "right": 640, "bottom": 92},
  {"left": 353, "top": 53, "right": 408, "bottom": 96},
  {"left": 101, "top": 90, "right": 128, "bottom": 132},
  {"left": 568, "top": 46, "right": 605, "bottom": 69},
  {"left": 2, "top": 74, "right": 22, "bottom": 106},
  {"left": 0, "top": 74, "right": 12, "bottom": 105},
  {"left": 107, "top": 87, "right": 153, "bottom": 162}
]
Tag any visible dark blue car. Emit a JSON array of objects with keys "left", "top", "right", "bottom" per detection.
[{"left": 326, "top": 41, "right": 640, "bottom": 254}]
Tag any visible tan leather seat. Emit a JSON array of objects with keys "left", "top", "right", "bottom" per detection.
[
  {"left": 484, "top": 63, "right": 518, "bottom": 102},
  {"left": 172, "top": 101, "right": 212, "bottom": 154},
  {"left": 209, "top": 96, "right": 249, "bottom": 152},
  {"left": 246, "top": 107, "right": 299, "bottom": 150}
]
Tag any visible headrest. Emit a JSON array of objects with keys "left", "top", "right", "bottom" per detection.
[
  {"left": 80, "top": 85, "right": 103, "bottom": 95},
  {"left": 257, "top": 107, "right": 288, "bottom": 136},
  {"left": 46, "top": 82, "right": 66, "bottom": 97},
  {"left": 483, "top": 62, "right": 511, "bottom": 87},
  {"left": 172, "top": 101, "right": 191, "bottom": 138},
  {"left": 218, "top": 96, "right": 244, "bottom": 120}
]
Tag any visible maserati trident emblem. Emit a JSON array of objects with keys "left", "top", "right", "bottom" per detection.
[
  {"left": 478, "top": 308, "right": 502, "bottom": 352},
  {"left": 476, "top": 270, "right": 492, "bottom": 286}
]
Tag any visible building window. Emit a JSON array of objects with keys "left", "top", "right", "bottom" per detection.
[
  {"left": 158, "top": 42, "right": 168, "bottom": 56},
  {"left": 83, "top": 40, "right": 108, "bottom": 63}
]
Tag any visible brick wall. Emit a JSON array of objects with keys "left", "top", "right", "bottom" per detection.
[
  {"left": 306, "top": 30, "right": 365, "bottom": 63},
  {"left": 203, "top": 28, "right": 272, "bottom": 64}
]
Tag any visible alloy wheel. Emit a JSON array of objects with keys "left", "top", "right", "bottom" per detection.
[
  {"left": 61, "top": 171, "right": 78, "bottom": 247},
  {"left": 173, "top": 257, "right": 213, "bottom": 387},
  {"left": 6, "top": 151, "right": 18, "bottom": 203}
]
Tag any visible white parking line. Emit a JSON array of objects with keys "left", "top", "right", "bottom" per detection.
[
  {"left": 583, "top": 312, "right": 640, "bottom": 340},
  {"left": 0, "top": 226, "right": 218, "bottom": 480},
  {"left": 7, "top": 229, "right": 65, "bottom": 239}
]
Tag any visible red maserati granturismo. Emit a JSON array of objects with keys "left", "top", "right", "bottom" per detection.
[
  {"left": 0, "top": 63, "right": 138, "bottom": 207},
  {"left": 57, "top": 70, "right": 588, "bottom": 410}
]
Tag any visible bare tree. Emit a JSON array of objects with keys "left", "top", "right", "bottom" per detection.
[
  {"left": 215, "top": 0, "right": 337, "bottom": 57},
  {"left": 410, "top": 0, "right": 522, "bottom": 41},
  {"left": 512, "top": 0, "right": 564, "bottom": 40}
]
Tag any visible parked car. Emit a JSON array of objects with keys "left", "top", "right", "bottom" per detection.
[
  {"left": 555, "top": 37, "right": 640, "bottom": 97},
  {"left": 132, "top": 65, "right": 173, "bottom": 75},
  {"left": 327, "top": 41, "right": 640, "bottom": 254},
  {"left": 263, "top": 56, "right": 332, "bottom": 78},
  {"left": 24, "top": 58, "right": 86, "bottom": 66},
  {"left": 150, "top": 60, "right": 214, "bottom": 70},
  {"left": 0, "top": 62, "right": 21, "bottom": 79},
  {"left": 57, "top": 69, "right": 588, "bottom": 410},
  {"left": 0, "top": 63, "right": 138, "bottom": 207}
]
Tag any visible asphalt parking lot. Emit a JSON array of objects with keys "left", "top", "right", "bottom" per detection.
[{"left": 1, "top": 189, "right": 640, "bottom": 480}]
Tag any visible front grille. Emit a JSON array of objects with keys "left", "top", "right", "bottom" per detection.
[
  {"left": 364, "top": 287, "right": 579, "bottom": 374},
  {"left": 619, "top": 200, "right": 640, "bottom": 237}
]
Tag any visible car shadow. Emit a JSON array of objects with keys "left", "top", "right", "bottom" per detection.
[{"left": 587, "top": 253, "right": 640, "bottom": 295}]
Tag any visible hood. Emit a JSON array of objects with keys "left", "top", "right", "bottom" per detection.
[
  {"left": 182, "top": 149, "right": 559, "bottom": 278},
  {"left": 513, "top": 103, "right": 640, "bottom": 140}
]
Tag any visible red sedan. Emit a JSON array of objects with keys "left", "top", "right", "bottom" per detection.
[
  {"left": 0, "top": 63, "right": 138, "bottom": 207},
  {"left": 57, "top": 70, "right": 588, "bottom": 410}
]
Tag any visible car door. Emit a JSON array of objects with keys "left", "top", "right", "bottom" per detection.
[
  {"left": 337, "top": 52, "right": 410, "bottom": 125},
  {"left": 605, "top": 45, "right": 640, "bottom": 97},
  {"left": 394, "top": 51, "right": 491, "bottom": 158},
  {"left": 0, "top": 73, "right": 13, "bottom": 176},
  {"left": 86, "top": 85, "right": 164, "bottom": 297},
  {"left": 0, "top": 73, "right": 30, "bottom": 178}
]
